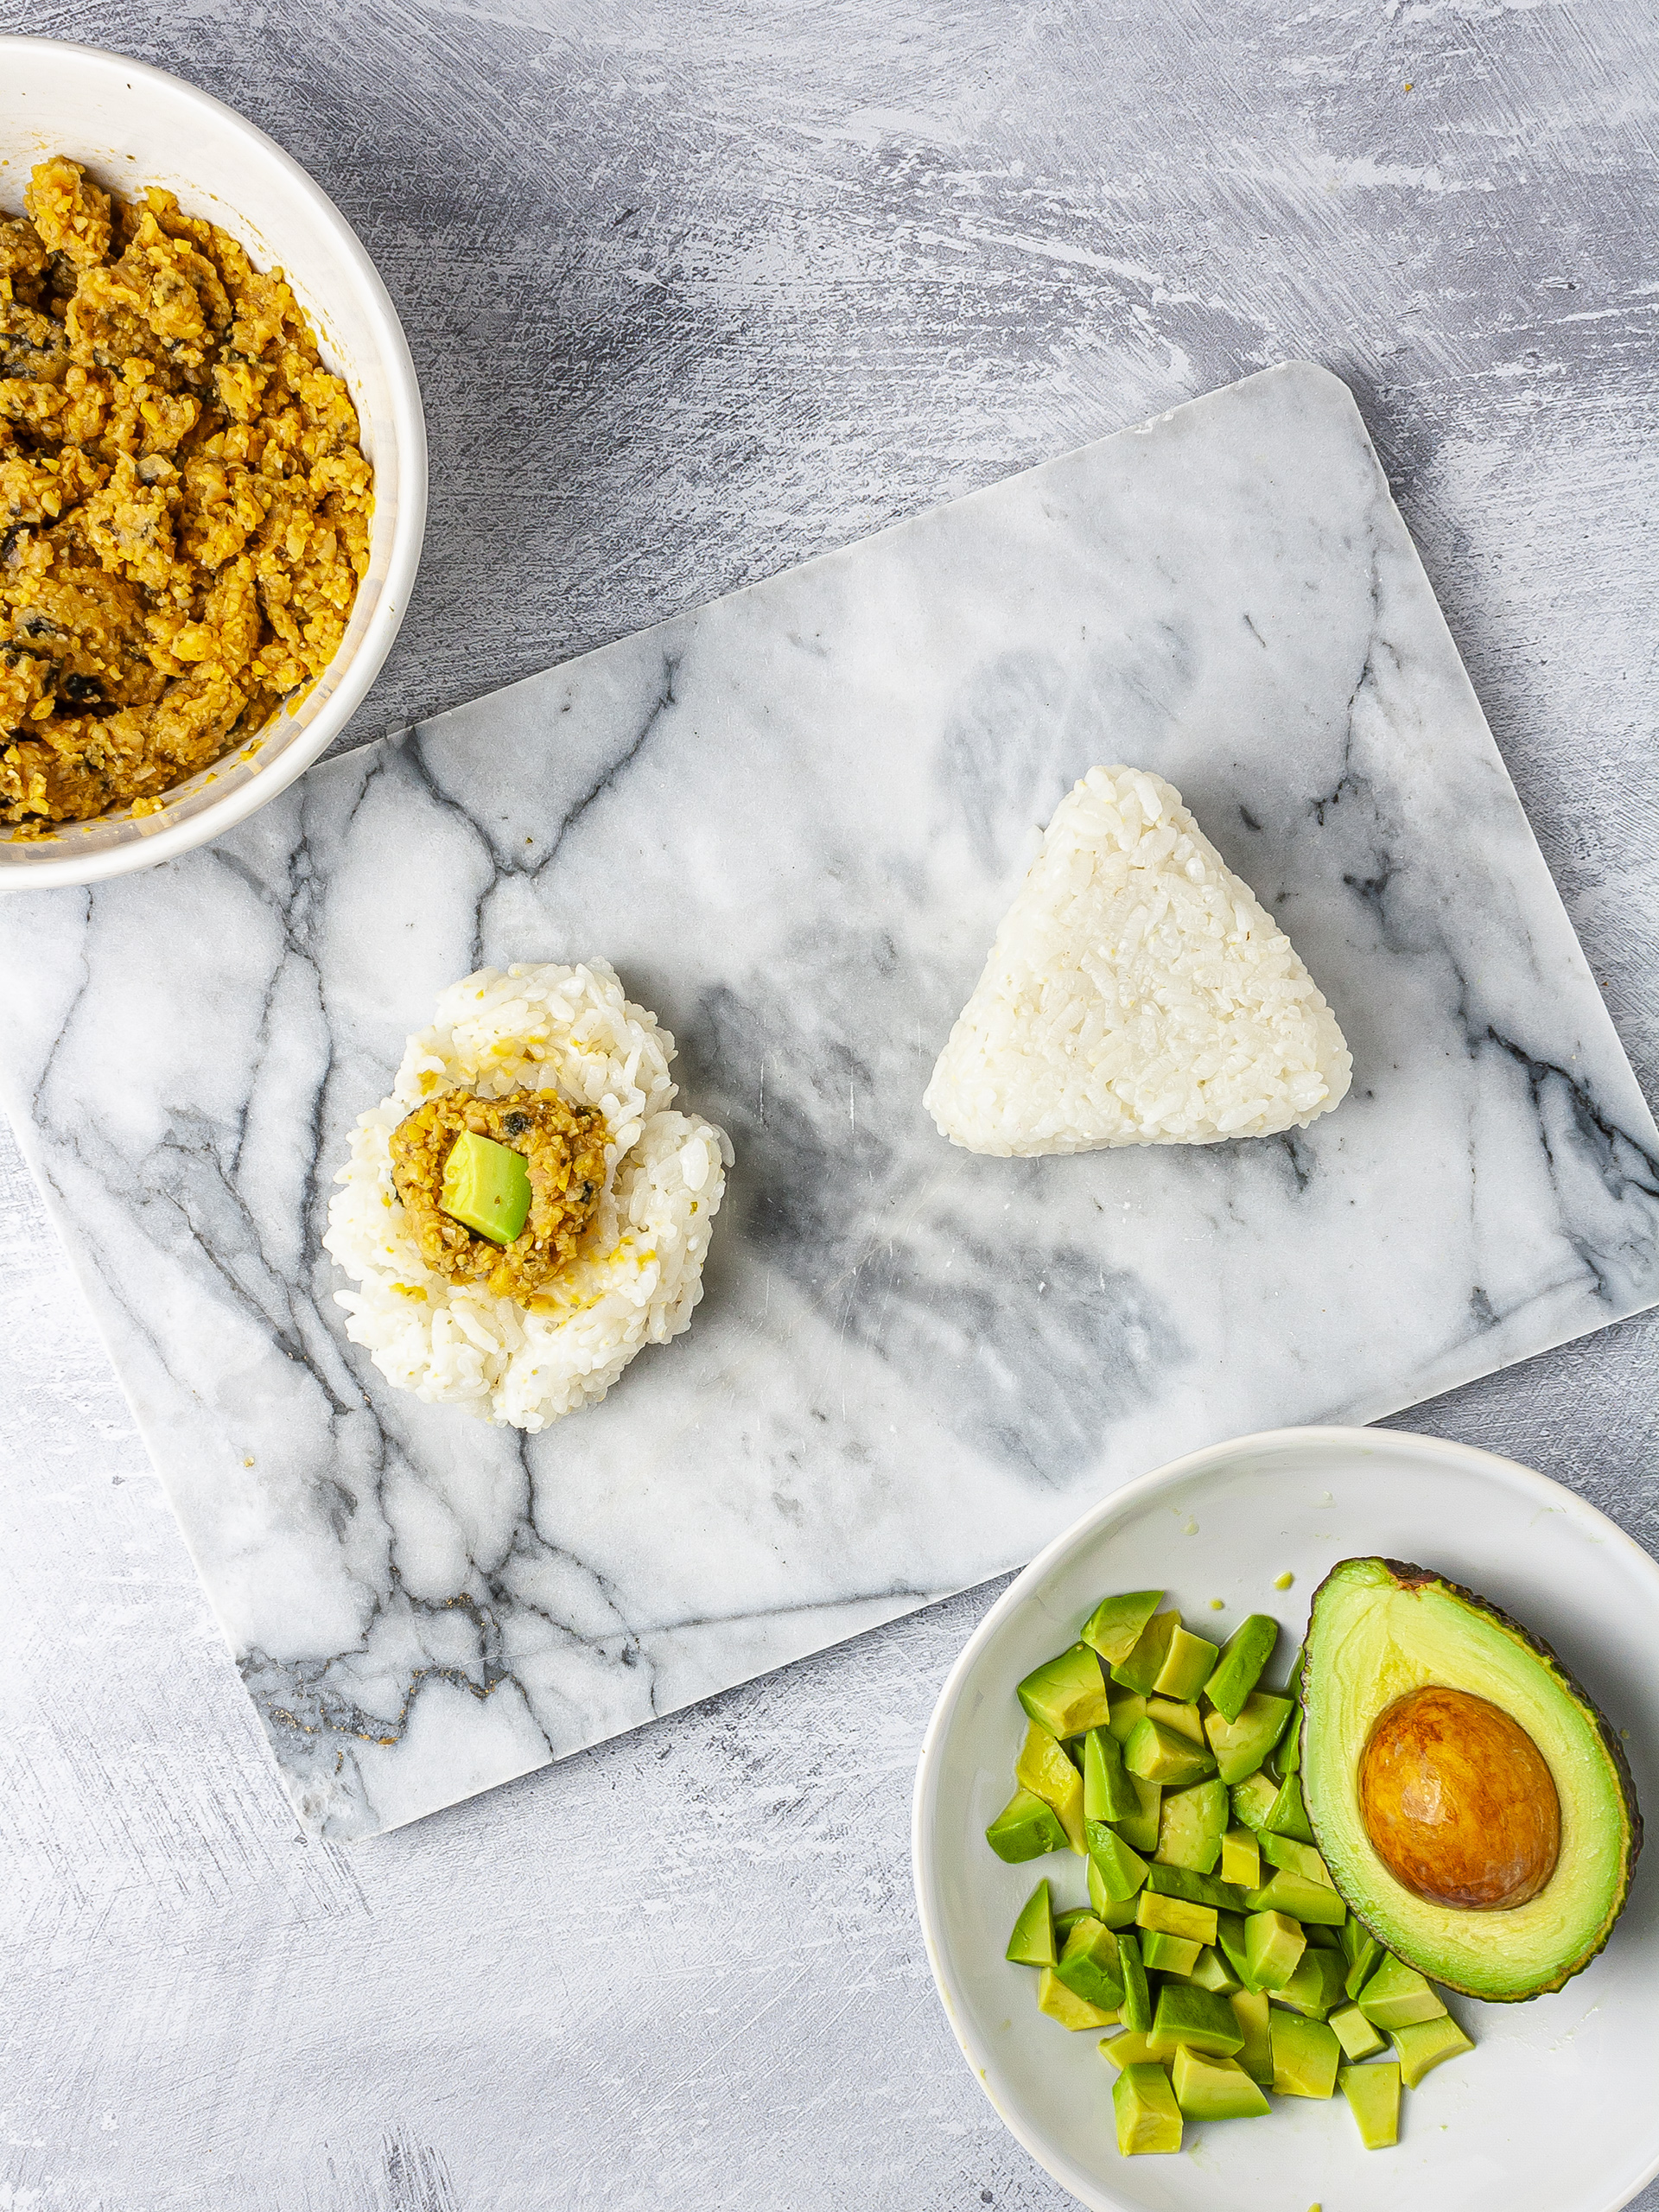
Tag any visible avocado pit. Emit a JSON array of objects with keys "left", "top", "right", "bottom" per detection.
[{"left": 1358, "top": 1684, "right": 1560, "bottom": 1911}]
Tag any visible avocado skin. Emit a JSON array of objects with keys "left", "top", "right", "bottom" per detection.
[{"left": 1303, "top": 1557, "right": 1643, "bottom": 2001}]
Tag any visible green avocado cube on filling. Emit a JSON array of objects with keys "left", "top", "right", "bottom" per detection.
[
  {"left": 1230, "top": 1770, "right": 1281, "bottom": 1833},
  {"left": 1017, "top": 1643, "right": 1109, "bottom": 1738},
  {"left": 1113, "top": 2062, "right": 1184, "bottom": 2154},
  {"left": 1005, "top": 1879, "right": 1057, "bottom": 1966},
  {"left": 1140, "top": 1928, "right": 1203, "bottom": 1975},
  {"left": 1340, "top": 2061, "right": 1402, "bottom": 2149},
  {"left": 1180, "top": 1943, "right": 1242, "bottom": 1997},
  {"left": 1088, "top": 1864, "right": 1144, "bottom": 1926},
  {"left": 1219, "top": 1827, "right": 1260, "bottom": 1889},
  {"left": 1256, "top": 1832, "right": 1335, "bottom": 1887},
  {"left": 1243, "top": 1871, "right": 1346, "bottom": 1925},
  {"left": 1204, "top": 1613, "right": 1281, "bottom": 1721},
  {"left": 441, "top": 1130, "right": 531, "bottom": 1245},
  {"left": 1116, "top": 1773, "right": 1163, "bottom": 1853},
  {"left": 1229, "top": 1988, "right": 1274, "bottom": 2085},
  {"left": 1136, "top": 1890, "right": 1217, "bottom": 1946},
  {"left": 985, "top": 1788, "right": 1069, "bottom": 1863}
]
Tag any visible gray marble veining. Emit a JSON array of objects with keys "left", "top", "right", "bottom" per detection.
[{"left": 3, "top": 361, "right": 1656, "bottom": 1841}]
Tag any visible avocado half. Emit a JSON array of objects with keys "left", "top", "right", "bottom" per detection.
[{"left": 1301, "top": 1557, "right": 1642, "bottom": 2002}]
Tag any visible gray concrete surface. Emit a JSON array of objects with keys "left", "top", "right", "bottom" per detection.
[{"left": 2, "top": 3, "right": 1656, "bottom": 2206}]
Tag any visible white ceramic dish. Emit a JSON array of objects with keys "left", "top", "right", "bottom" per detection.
[
  {"left": 912, "top": 1427, "right": 1658, "bottom": 2212},
  {"left": 0, "top": 38, "right": 426, "bottom": 889}
]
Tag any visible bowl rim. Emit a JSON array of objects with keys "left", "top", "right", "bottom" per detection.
[
  {"left": 910, "top": 1421, "right": 1659, "bottom": 2212},
  {"left": 0, "top": 35, "right": 427, "bottom": 890}
]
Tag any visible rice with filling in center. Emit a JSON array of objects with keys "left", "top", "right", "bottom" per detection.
[
  {"left": 325, "top": 959, "right": 730, "bottom": 1429},
  {"left": 924, "top": 766, "right": 1351, "bottom": 1156}
]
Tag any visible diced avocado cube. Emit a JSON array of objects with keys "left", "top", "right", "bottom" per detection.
[
  {"left": 1257, "top": 1833, "right": 1334, "bottom": 1888},
  {"left": 1106, "top": 1691, "right": 1148, "bottom": 1744},
  {"left": 1082, "top": 1724, "right": 1142, "bottom": 1823},
  {"left": 1244, "top": 1909, "right": 1306, "bottom": 1992},
  {"left": 1038, "top": 1966, "right": 1119, "bottom": 2031},
  {"left": 1113, "top": 2062, "right": 1184, "bottom": 2154},
  {"left": 1172, "top": 2044, "right": 1271, "bottom": 2120},
  {"left": 1118, "top": 1929, "right": 1153, "bottom": 2032},
  {"left": 1273, "top": 1947, "right": 1347, "bottom": 2020},
  {"left": 1081, "top": 1589, "right": 1164, "bottom": 1667},
  {"left": 1261, "top": 1770, "right": 1315, "bottom": 1843},
  {"left": 1204, "top": 1614, "right": 1280, "bottom": 1721},
  {"left": 1141, "top": 1929, "right": 1203, "bottom": 1975},
  {"left": 1088, "top": 1859, "right": 1144, "bottom": 1925},
  {"left": 1054, "top": 1916, "right": 1126, "bottom": 2011},
  {"left": 1230, "top": 1770, "right": 1280, "bottom": 1833},
  {"left": 1084, "top": 1821, "right": 1149, "bottom": 1903},
  {"left": 1015, "top": 1721, "right": 1086, "bottom": 1853},
  {"left": 1230, "top": 1987, "right": 1274, "bottom": 2085},
  {"left": 985, "top": 1788, "right": 1068, "bottom": 1862},
  {"left": 1181, "top": 1943, "right": 1241, "bottom": 1996},
  {"left": 1269, "top": 2011, "right": 1340, "bottom": 2099},
  {"left": 1143, "top": 1863, "right": 1247, "bottom": 1914},
  {"left": 1275, "top": 1703, "right": 1303, "bottom": 1777},
  {"left": 1305, "top": 1922, "right": 1344, "bottom": 1951},
  {"left": 1215, "top": 1910, "right": 1255, "bottom": 1992},
  {"left": 1017, "top": 1643, "right": 1109, "bottom": 1738},
  {"left": 1145, "top": 1695, "right": 1207, "bottom": 1746},
  {"left": 1342, "top": 1925, "right": 1382, "bottom": 2002},
  {"left": 1053, "top": 1905, "right": 1093, "bottom": 1940},
  {"left": 1220, "top": 1827, "right": 1260, "bottom": 1890},
  {"left": 1005, "top": 1878, "right": 1057, "bottom": 1966},
  {"left": 440, "top": 1131, "right": 532, "bottom": 1245},
  {"left": 1110, "top": 1608, "right": 1179, "bottom": 1695},
  {"left": 1330, "top": 2001, "right": 1388, "bottom": 2062},
  {"left": 1116, "top": 1773, "right": 1162, "bottom": 1853},
  {"left": 1389, "top": 2012, "right": 1473, "bottom": 2088},
  {"left": 1340, "top": 2061, "right": 1402, "bottom": 2149},
  {"left": 1357, "top": 1955, "right": 1448, "bottom": 2031},
  {"left": 1154, "top": 1624, "right": 1219, "bottom": 1703},
  {"left": 1136, "top": 1891, "right": 1217, "bottom": 1946},
  {"left": 1242, "top": 1872, "right": 1346, "bottom": 1926},
  {"left": 1097, "top": 2029, "right": 1173, "bottom": 2070},
  {"left": 1155, "top": 1777, "right": 1228, "bottom": 1876},
  {"left": 1151, "top": 1981, "right": 1244, "bottom": 2057},
  {"left": 1204, "top": 1691, "right": 1294, "bottom": 1785},
  {"left": 1124, "top": 1716, "right": 1216, "bottom": 1787}
]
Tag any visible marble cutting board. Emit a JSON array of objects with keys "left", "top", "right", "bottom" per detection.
[{"left": 3, "top": 361, "right": 1657, "bottom": 1843}]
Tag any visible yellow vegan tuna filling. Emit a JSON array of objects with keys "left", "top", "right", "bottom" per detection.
[{"left": 0, "top": 156, "right": 372, "bottom": 832}]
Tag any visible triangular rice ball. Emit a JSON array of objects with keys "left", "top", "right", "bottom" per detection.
[{"left": 925, "top": 766, "right": 1351, "bottom": 1156}]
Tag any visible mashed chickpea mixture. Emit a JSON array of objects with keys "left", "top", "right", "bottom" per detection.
[
  {"left": 389, "top": 1087, "right": 609, "bottom": 1302},
  {"left": 0, "top": 156, "right": 372, "bottom": 832}
]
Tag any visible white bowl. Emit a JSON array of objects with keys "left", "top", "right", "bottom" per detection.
[
  {"left": 912, "top": 1426, "right": 1659, "bottom": 2212},
  {"left": 0, "top": 38, "right": 426, "bottom": 888}
]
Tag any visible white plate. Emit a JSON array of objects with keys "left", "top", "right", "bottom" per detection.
[{"left": 912, "top": 1427, "right": 1658, "bottom": 2212}]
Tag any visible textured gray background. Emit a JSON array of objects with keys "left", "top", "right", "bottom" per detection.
[{"left": 3, "top": 3, "right": 1656, "bottom": 2208}]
